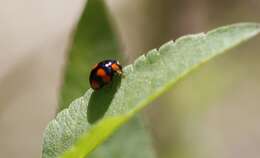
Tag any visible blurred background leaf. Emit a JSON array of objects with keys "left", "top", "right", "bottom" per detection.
[
  {"left": 57, "top": 0, "right": 155, "bottom": 158},
  {"left": 59, "top": 0, "right": 121, "bottom": 110}
]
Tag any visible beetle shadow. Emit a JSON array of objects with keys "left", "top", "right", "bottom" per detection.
[{"left": 87, "top": 76, "right": 121, "bottom": 124}]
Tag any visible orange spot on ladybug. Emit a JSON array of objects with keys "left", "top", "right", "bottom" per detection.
[
  {"left": 97, "top": 68, "right": 106, "bottom": 77},
  {"left": 102, "top": 75, "right": 111, "bottom": 83},
  {"left": 96, "top": 68, "right": 111, "bottom": 83},
  {"left": 91, "top": 80, "right": 100, "bottom": 90}
]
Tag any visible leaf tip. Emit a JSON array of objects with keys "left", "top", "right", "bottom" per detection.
[{"left": 207, "top": 22, "right": 260, "bottom": 37}]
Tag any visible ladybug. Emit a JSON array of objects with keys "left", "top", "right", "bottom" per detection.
[{"left": 89, "top": 59, "right": 123, "bottom": 90}]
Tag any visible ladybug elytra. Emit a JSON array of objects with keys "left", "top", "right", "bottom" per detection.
[{"left": 89, "top": 59, "right": 123, "bottom": 90}]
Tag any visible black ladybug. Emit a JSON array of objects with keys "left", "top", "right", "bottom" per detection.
[{"left": 89, "top": 59, "right": 123, "bottom": 90}]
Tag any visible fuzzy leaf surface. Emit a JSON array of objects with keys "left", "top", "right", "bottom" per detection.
[{"left": 43, "top": 23, "right": 260, "bottom": 158}]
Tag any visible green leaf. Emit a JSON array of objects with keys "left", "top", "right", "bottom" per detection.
[
  {"left": 57, "top": 0, "right": 156, "bottom": 158},
  {"left": 59, "top": 0, "right": 121, "bottom": 110},
  {"left": 88, "top": 117, "right": 156, "bottom": 158},
  {"left": 43, "top": 23, "right": 260, "bottom": 158}
]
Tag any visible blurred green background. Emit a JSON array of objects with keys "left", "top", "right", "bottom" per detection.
[{"left": 0, "top": 0, "right": 260, "bottom": 157}]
